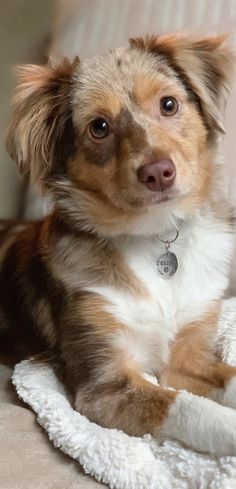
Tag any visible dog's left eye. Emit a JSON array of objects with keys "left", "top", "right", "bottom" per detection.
[
  {"left": 160, "top": 97, "right": 179, "bottom": 116},
  {"left": 89, "top": 118, "right": 110, "bottom": 139}
]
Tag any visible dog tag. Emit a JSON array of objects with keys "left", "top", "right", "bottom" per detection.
[{"left": 157, "top": 252, "right": 178, "bottom": 279}]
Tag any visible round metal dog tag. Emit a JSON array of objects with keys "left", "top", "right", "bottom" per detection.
[{"left": 157, "top": 252, "right": 178, "bottom": 279}]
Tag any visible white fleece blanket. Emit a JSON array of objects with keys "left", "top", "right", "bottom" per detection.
[{"left": 12, "top": 298, "right": 236, "bottom": 489}]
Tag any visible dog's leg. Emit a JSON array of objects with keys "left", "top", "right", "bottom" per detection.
[
  {"left": 62, "top": 298, "right": 236, "bottom": 455},
  {"left": 160, "top": 314, "right": 236, "bottom": 411},
  {"left": 72, "top": 345, "right": 236, "bottom": 455},
  {"left": 73, "top": 365, "right": 236, "bottom": 456}
]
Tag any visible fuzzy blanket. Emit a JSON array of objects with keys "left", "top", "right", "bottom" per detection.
[{"left": 12, "top": 298, "right": 236, "bottom": 489}]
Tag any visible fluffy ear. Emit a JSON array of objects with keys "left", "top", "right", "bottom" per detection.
[
  {"left": 6, "top": 57, "right": 80, "bottom": 183},
  {"left": 130, "top": 35, "right": 234, "bottom": 134}
]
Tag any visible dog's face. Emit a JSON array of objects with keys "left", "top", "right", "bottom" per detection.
[
  {"left": 69, "top": 46, "right": 209, "bottom": 210},
  {"left": 6, "top": 35, "right": 232, "bottom": 235}
]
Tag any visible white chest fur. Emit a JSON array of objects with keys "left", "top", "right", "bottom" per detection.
[{"left": 87, "top": 215, "right": 233, "bottom": 373}]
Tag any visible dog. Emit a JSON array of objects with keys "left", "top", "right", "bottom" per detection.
[{"left": 1, "top": 34, "right": 236, "bottom": 455}]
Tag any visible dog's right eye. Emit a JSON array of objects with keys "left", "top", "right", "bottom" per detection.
[
  {"left": 89, "top": 118, "right": 110, "bottom": 139},
  {"left": 160, "top": 97, "right": 179, "bottom": 116}
]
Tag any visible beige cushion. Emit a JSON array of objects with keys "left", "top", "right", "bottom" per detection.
[{"left": 0, "top": 362, "right": 105, "bottom": 488}]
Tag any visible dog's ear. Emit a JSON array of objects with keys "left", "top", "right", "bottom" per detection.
[
  {"left": 6, "top": 57, "right": 80, "bottom": 183},
  {"left": 130, "top": 35, "right": 234, "bottom": 134}
]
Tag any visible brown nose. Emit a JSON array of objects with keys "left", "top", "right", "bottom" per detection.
[{"left": 137, "top": 159, "right": 176, "bottom": 192}]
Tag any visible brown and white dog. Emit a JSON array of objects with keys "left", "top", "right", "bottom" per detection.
[{"left": 1, "top": 34, "right": 236, "bottom": 455}]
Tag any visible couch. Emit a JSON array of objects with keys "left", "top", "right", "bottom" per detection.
[{"left": 1, "top": 1, "right": 236, "bottom": 488}]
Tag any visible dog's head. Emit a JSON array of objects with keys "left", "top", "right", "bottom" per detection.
[{"left": 6, "top": 35, "right": 233, "bottom": 236}]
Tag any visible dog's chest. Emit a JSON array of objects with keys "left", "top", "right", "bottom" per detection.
[{"left": 88, "top": 219, "right": 232, "bottom": 373}]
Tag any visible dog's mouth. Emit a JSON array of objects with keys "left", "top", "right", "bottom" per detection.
[
  {"left": 120, "top": 186, "right": 179, "bottom": 211},
  {"left": 142, "top": 187, "right": 178, "bottom": 206}
]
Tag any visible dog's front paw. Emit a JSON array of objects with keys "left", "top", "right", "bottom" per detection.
[{"left": 160, "top": 391, "right": 236, "bottom": 456}]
